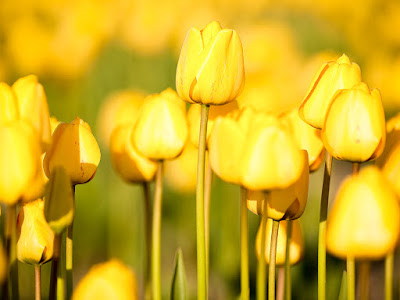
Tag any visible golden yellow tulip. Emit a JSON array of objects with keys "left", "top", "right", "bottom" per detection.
[
  {"left": 50, "top": 116, "right": 61, "bottom": 134},
  {"left": 17, "top": 199, "right": 54, "bottom": 265},
  {"left": 0, "top": 82, "right": 19, "bottom": 124},
  {"left": 280, "top": 108, "right": 324, "bottom": 171},
  {"left": 321, "top": 82, "right": 385, "bottom": 162},
  {"left": 72, "top": 259, "right": 138, "bottom": 300},
  {"left": 255, "top": 219, "right": 304, "bottom": 266},
  {"left": 0, "top": 121, "right": 42, "bottom": 205},
  {"left": 247, "top": 151, "right": 309, "bottom": 220},
  {"left": 326, "top": 166, "right": 400, "bottom": 260},
  {"left": 12, "top": 75, "right": 51, "bottom": 151},
  {"left": 131, "top": 88, "right": 188, "bottom": 160},
  {"left": 176, "top": 21, "right": 245, "bottom": 105},
  {"left": 299, "top": 54, "right": 361, "bottom": 129},
  {"left": 187, "top": 101, "right": 238, "bottom": 147},
  {"left": 110, "top": 124, "right": 158, "bottom": 183},
  {"left": 44, "top": 117, "right": 101, "bottom": 185}
]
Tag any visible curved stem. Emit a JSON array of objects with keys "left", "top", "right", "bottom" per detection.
[
  {"left": 318, "top": 152, "right": 332, "bottom": 300},
  {"left": 205, "top": 159, "right": 212, "bottom": 290},
  {"left": 257, "top": 192, "right": 269, "bottom": 300},
  {"left": 196, "top": 104, "right": 209, "bottom": 300},
  {"left": 151, "top": 161, "right": 164, "bottom": 300},
  {"left": 385, "top": 252, "right": 393, "bottom": 300},
  {"left": 347, "top": 257, "right": 355, "bottom": 300},
  {"left": 269, "top": 220, "right": 280, "bottom": 300},
  {"left": 142, "top": 182, "right": 152, "bottom": 300},
  {"left": 359, "top": 261, "right": 370, "bottom": 300},
  {"left": 240, "top": 187, "right": 249, "bottom": 300},
  {"left": 284, "top": 221, "right": 293, "bottom": 300},
  {"left": 35, "top": 265, "right": 41, "bottom": 300}
]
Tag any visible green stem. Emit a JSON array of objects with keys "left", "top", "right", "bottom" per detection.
[
  {"left": 347, "top": 257, "right": 355, "bottom": 300},
  {"left": 318, "top": 152, "right": 332, "bottom": 300},
  {"left": 152, "top": 162, "right": 164, "bottom": 300},
  {"left": 205, "top": 158, "right": 212, "bottom": 292},
  {"left": 66, "top": 185, "right": 75, "bottom": 300},
  {"left": 196, "top": 104, "right": 209, "bottom": 300},
  {"left": 6, "top": 205, "right": 18, "bottom": 300},
  {"left": 240, "top": 187, "right": 249, "bottom": 300},
  {"left": 284, "top": 221, "right": 293, "bottom": 300},
  {"left": 269, "top": 220, "right": 280, "bottom": 300},
  {"left": 57, "top": 231, "right": 66, "bottom": 300},
  {"left": 385, "top": 252, "right": 393, "bottom": 300},
  {"left": 257, "top": 192, "right": 269, "bottom": 300},
  {"left": 359, "top": 261, "right": 370, "bottom": 300},
  {"left": 35, "top": 265, "right": 41, "bottom": 300},
  {"left": 49, "top": 234, "right": 61, "bottom": 300},
  {"left": 142, "top": 182, "right": 152, "bottom": 300}
]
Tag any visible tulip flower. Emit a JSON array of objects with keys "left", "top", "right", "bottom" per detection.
[
  {"left": 17, "top": 199, "right": 54, "bottom": 265},
  {"left": 12, "top": 75, "right": 51, "bottom": 151},
  {"left": 280, "top": 109, "right": 324, "bottom": 171},
  {"left": 255, "top": 219, "right": 304, "bottom": 266},
  {"left": 110, "top": 124, "right": 158, "bottom": 183},
  {"left": 0, "top": 82, "right": 19, "bottom": 124},
  {"left": 247, "top": 150, "right": 309, "bottom": 221},
  {"left": 176, "top": 21, "right": 245, "bottom": 105},
  {"left": 72, "top": 259, "right": 138, "bottom": 300},
  {"left": 299, "top": 54, "right": 361, "bottom": 129},
  {"left": 44, "top": 117, "right": 101, "bottom": 185},
  {"left": 326, "top": 166, "right": 400, "bottom": 260},
  {"left": 50, "top": 116, "right": 61, "bottom": 134},
  {"left": 131, "top": 88, "right": 188, "bottom": 160},
  {"left": 321, "top": 82, "right": 386, "bottom": 162}
]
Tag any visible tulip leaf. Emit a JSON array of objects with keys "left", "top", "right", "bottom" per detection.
[
  {"left": 170, "top": 248, "right": 187, "bottom": 300},
  {"left": 338, "top": 270, "right": 347, "bottom": 300}
]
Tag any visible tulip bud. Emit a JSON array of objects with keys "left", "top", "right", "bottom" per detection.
[
  {"left": 176, "top": 21, "right": 245, "bottom": 105},
  {"left": 110, "top": 124, "right": 158, "bottom": 183},
  {"left": 0, "top": 82, "right": 19, "bottom": 124},
  {"left": 321, "top": 82, "right": 386, "bottom": 162},
  {"left": 0, "top": 121, "right": 42, "bottom": 205},
  {"left": 255, "top": 219, "right": 304, "bottom": 266},
  {"left": 72, "top": 259, "right": 138, "bottom": 300},
  {"left": 12, "top": 75, "right": 51, "bottom": 151},
  {"left": 17, "top": 199, "right": 54, "bottom": 265},
  {"left": 326, "top": 166, "right": 400, "bottom": 260},
  {"left": 247, "top": 151, "right": 309, "bottom": 220},
  {"left": 131, "top": 88, "right": 188, "bottom": 160},
  {"left": 44, "top": 117, "right": 101, "bottom": 185},
  {"left": 299, "top": 54, "right": 361, "bottom": 129},
  {"left": 280, "top": 109, "right": 324, "bottom": 172}
]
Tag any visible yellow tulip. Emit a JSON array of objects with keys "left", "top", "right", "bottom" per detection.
[
  {"left": 326, "top": 166, "right": 400, "bottom": 260},
  {"left": 0, "top": 82, "right": 19, "bottom": 124},
  {"left": 187, "top": 101, "right": 238, "bottom": 148},
  {"left": 44, "top": 117, "right": 101, "bottom": 185},
  {"left": 0, "top": 121, "right": 42, "bottom": 205},
  {"left": 247, "top": 151, "right": 309, "bottom": 220},
  {"left": 110, "top": 124, "right": 158, "bottom": 183},
  {"left": 21, "top": 153, "right": 48, "bottom": 203},
  {"left": 50, "top": 116, "right": 61, "bottom": 134},
  {"left": 321, "top": 82, "right": 385, "bottom": 162},
  {"left": 17, "top": 199, "right": 54, "bottom": 265},
  {"left": 131, "top": 88, "right": 188, "bottom": 160},
  {"left": 255, "top": 219, "right": 304, "bottom": 266},
  {"left": 12, "top": 75, "right": 51, "bottom": 151},
  {"left": 176, "top": 21, "right": 245, "bottom": 105},
  {"left": 299, "top": 54, "right": 361, "bottom": 129},
  {"left": 72, "top": 259, "right": 138, "bottom": 300},
  {"left": 280, "top": 108, "right": 324, "bottom": 171}
]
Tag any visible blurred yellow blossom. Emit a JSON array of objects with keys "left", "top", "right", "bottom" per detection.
[{"left": 0, "top": 82, "right": 19, "bottom": 124}]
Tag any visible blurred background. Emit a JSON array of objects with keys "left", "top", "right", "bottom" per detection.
[{"left": 1, "top": 0, "right": 399, "bottom": 298}]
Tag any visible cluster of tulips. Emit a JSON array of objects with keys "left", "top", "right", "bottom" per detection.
[{"left": 0, "top": 19, "right": 400, "bottom": 300}]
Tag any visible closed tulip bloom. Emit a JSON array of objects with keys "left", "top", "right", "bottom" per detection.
[
  {"left": 17, "top": 198, "right": 54, "bottom": 265},
  {"left": 321, "top": 82, "right": 386, "bottom": 162},
  {"left": 176, "top": 21, "right": 245, "bottom": 105},
  {"left": 72, "top": 259, "right": 138, "bottom": 300},
  {"left": 256, "top": 219, "right": 304, "bottom": 266},
  {"left": 0, "top": 121, "right": 42, "bottom": 205},
  {"left": 326, "top": 166, "right": 400, "bottom": 260},
  {"left": 50, "top": 116, "right": 61, "bottom": 134},
  {"left": 131, "top": 88, "right": 188, "bottom": 160},
  {"left": 0, "top": 82, "right": 19, "bottom": 124},
  {"left": 12, "top": 75, "right": 51, "bottom": 151},
  {"left": 44, "top": 117, "right": 101, "bottom": 185},
  {"left": 247, "top": 151, "right": 309, "bottom": 220},
  {"left": 280, "top": 109, "right": 324, "bottom": 171},
  {"left": 299, "top": 54, "right": 361, "bottom": 129},
  {"left": 110, "top": 124, "right": 158, "bottom": 183}
]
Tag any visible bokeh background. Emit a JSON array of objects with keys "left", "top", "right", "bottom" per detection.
[{"left": 1, "top": 0, "right": 400, "bottom": 299}]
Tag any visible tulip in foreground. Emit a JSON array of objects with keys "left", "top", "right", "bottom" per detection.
[{"left": 0, "top": 82, "right": 19, "bottom": 124}]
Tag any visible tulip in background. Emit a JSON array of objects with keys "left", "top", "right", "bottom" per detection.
[{"left": 0, "top": 83, "right": 19, "bottom": 124}]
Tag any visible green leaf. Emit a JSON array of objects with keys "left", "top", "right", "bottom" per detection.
[
  {"left": 338, "top": 270, "right": 347, "bottom": 300},
  {"left": 170, "top": 248, "right": 187, "bottom": 300}
]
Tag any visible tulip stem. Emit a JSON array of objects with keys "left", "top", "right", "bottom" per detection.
[
  {"left": 34, "top": 265, "right": 41, "bottom": 300},
  {"left": 347, "top": 257, "right": 355, "bottom": 300},
  {"left": 284, "top": 221, "right": 293, "bottom": 300},
  {"left": 257, "top": 192, "right": 269, "bottom": 300},
  {"left": 359, "top": 261, "right": 370, "bottom": 300},
  {"left": 57, "top": 231, "right": 66, "bottom": 300},
  {"left": 205, "top": 159, "right": 212, "bottom": 291},
  {"left": 142, "top": 182, "right": 152, "bottom": 300},
  {"left": 66, "top": 185, "right": 75, "bottom": 300},
  {"left": 385, "top": 252, "right": 394, "bottom": 300},
  {"left": 196, "top": 104, "right": 209, "bottom": 300},
  {"left": 152, "top": 161, "right": 163, "bottom": 300},
  {"left": 318, "top": 152, "right": 332, "bottom": 300},
  {"left": 240, "top": 187, "right": 249, "bottom": 300},
  {"left": 49, "top": 234, "right": 61, "bottom": 300},
  {"left": 269, "top": 220, "right": 280, "bottom": 300},
  {"left": 277, "top": 268, "right": 284, "bottom": 300},
  {"left": 6, "top": 204, "right": 18, "bottom": 300}
]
